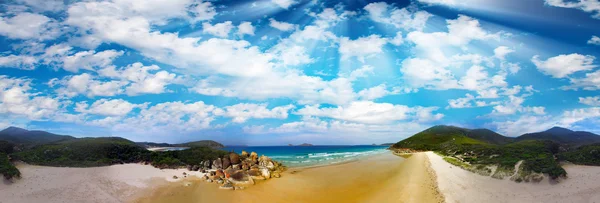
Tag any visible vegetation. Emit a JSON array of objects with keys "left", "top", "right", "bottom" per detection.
[
  {"left": 558, "top": 144, "right": 600, "bottom": 166},
  {"left": 0, "top": 141, "right": 14, "bottom": 154},
  {"left": 150, "top": 147, "right": 228, "bottom": 169},
  {"left": 393, "top": 125, "right": 568, "bottom": 180},
  {"left": 176, "top": 140, "right": 225, "bottom": 148},
  {"left": 0, "top": 126, "right": 74, "bottom": 148},
  {"left": 0, "top": 153, "right": 20, "bottom": 180}
]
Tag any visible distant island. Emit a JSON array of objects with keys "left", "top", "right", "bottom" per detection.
[
  {"left": 390, "top": 125, "right": 600, "bottom": 182},
  {"left": 298, "top": 143, "right": 313, "bottom": 146}
]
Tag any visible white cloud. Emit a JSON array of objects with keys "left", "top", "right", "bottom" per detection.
[
  {"left": 564, "top": 70, "right": 600, "bottom": 90},
  {"left": 532, "top": 54, "right": 597, "bottom": 78},
  {"left": 16, "top": 0, "right": 66, "bottom": 12},
  {"left": 589, "top": 36, "right": 600, "bottom": 45},
  {"left": 545, "top": 0, "right": 600, "bottom": 19},
  {"left": 358, "top": 84, "right": 389, "bottom": 101},
  {"left": 214, "top": 103, "right": 295, "bottom": 123},
  {"left": 75, "top": 99, "right": 144, "bottom": 116},
  {"left": 389, "top": 31, "right": 404, "bottom": 46},
  {"left": 0, "top": 12, "right": 61, "bottom": 40},
  {"left": 271, "top": 0, "right": 297, "bottom": 9},
  {"left": 237, "top": 21, "right": 255, "bottom": 37},
  {"left": 190, "top": 1, "right": 217, "bottom": 22},
  {"left": 0, "top": 55, "right": 37, "bottom": 70},
  {"left": 364, "top": 2, "right": 432, "bottom": 31},
  {"left": 98, "top": 62, "right": 180, "bottom": 95},
  {"left": 0, "top": 75, "right": 63, "bottom": 120},
  {"left": 295, "top": 101, "right": 443, "bottom": 124},
  {"left": 52, "top": 73, "right": 127, "bottom": 98},
  {"left": 269, "top": 18, "right": 296, "bottom": 31},
  {"left": 492, "top": 115, "right": 556, "bottom": 136},
  {"left": 202, "top": 21, "right": 234, "bottom": 38},
  {"left": 579, "top": 96, "right": 600, "bottom": 106},
  {"left": 62, "top": 50, "right": 124, "bottom": 72},
  {"left": 494, "top": 46, "right": 514, "bottom": 60},
  {"left": 339, "top": 35, "right": 388, "bottom": 62}
]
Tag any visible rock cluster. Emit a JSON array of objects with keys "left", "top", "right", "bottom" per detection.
[{"left": 194, "top": 151, "right": 285, "bottom": 190}]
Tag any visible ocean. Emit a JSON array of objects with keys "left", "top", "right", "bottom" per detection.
[{"left": 222, "top": 145, "right": 389, "bottom": 167}]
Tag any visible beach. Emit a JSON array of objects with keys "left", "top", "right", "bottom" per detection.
[
  {"left": 425, "top": 151, "right": 600, "bottom": 203},
  {"left": 133, "top": 152, "right": 443, "bottom": 203},
  {"left": 0, "top": 163, "right": 203, "bottom": 203}
]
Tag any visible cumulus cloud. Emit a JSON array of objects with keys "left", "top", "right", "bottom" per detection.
[
  {"left": 579, "top": 96, "right": 600, "bottom": 106},
  {"left": 269, "top": 18, "right": 296, "bottom": 31},
  {"left": 494, "top": 46, "right": 514, "bottom": 60},
  {"left": 0, "top": 12, "right": 61, "bottom": 40},
  {"left": 202, "top": 21, "right": 234, "bottom": 38},
  {"left": 75, "top": 99, "right": 145, "bottom": 116},
  {"left": 52, "top": 73, "right": 128, "bottom": 98},
  {"left": 339, "top": 35, "right": 387, "bottom": 62},
  {"left": 364, "top": 2, "right": 432, "bottom": 31},
  {"left": 237, "top": 21, "right": 255, "bottom": 37},
  {"left": 589, "top": 36, "right": 600, "bottom": 45},
  {"left": 0, "top": 76, "right": 63, "bottom": 120},
  {"left": 532, "top": 54, "right": 597, "bottom": 78},
  {"left": 214, "top": 103, "right": 295, "bottom": 123}
]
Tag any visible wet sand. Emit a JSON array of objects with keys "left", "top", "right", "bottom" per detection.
[{"left": 133, "top": 152, "right": 444, "bottom": 203}]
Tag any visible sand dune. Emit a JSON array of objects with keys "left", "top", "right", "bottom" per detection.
[{"left": 426, "top": 151, "right": 600, "bottom": 203}]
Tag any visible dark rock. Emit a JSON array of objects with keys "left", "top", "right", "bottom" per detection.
[
  {"left": 272, "top": 172, "right": 281, "bottom": 178},
  {"left": 192, "top": 165, "right": 200, "bottom": 171},
  {"left": 204, "top": 160, "right": 211, "bottom": 168},
  {"left": 186, "top": 165, "right": 193, "bottom": 171},
  {"left": 230, "top": 152, "right": 241, "bottom": 164},
  {"left": 229, "top": 170, "right": 255, "bottom": 186},
  {"left": 172, "top": 175, "right": 178, "bottom": 179},
  {"left": 242, "top": 163, "right": 249, "bottom": 170},
  {"left": 222, "top": 157, "right": 231, "bottom": 169},
  {"left": 247, "top": 169, "right": 265, "bottom": 180}
]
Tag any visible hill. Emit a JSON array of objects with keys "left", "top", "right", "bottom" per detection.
[
  {"left": 392, "top": 125, "right": 566, "bottom": 180},
  {"left": 176, "top": 140, "right": 224, "bottom": 148},
  {"left": 13, "top": 137, "right": 149, "bottom": 167},
  {"left": 0, "top": 127, "right": 75, "bottom": 147},
  {"left": 516, "top": 127, "right": 600, "bottom": 146}
]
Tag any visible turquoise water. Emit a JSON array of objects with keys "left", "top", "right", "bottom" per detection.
[{"left": 222, "top": 145, "right": 389, "bottom": 167}]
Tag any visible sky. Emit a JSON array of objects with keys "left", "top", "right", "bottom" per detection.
[{"left": 0, "top": 0, "right": 600, "bottom": 145}]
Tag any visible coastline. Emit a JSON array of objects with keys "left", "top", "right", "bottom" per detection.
[
  {"left": 425, "top": 151, "right": 600, "bottom": 203},
  {"left": 0, "top": 163, "right": 202, "bottom": 203},
  {"left": 133, "top": 151, "right": 444, "bottom": 203}
]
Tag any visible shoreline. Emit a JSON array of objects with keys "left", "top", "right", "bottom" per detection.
[{"left": 133, "top": 151, "right": 444, "bottom": 203}]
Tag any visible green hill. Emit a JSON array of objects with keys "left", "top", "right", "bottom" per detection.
[
  {"left": 13, "top": 137, "right": 150, "bottom": 167},
  {"left": 516, "top": 127, "right": 600, "bottom": 146},
  {"left": 176, "top": 140, "right": 224, "bottom": 148},
  {"left": 558, "top": 143, "right": 600, "bottom": 165},
  {"left": 0, "top": 126, "right": 75, "bottom": 147},
  {"left": 391, "top": 125, "right": 566, "bottom": 180}
]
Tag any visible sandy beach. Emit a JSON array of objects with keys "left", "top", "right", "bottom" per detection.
[
  {"left": 426, "top": 151, "right": 600, "bottom": 203},
  {"left": 0, "top": 163, "right": 204, "bottom": 203},
  {"left": 133, "top": 152, "right": 443, "bottom": 203}
]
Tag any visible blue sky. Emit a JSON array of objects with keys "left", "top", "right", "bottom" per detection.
[{"left": 1, "top": 0, "right": 600, "bottom": 145}]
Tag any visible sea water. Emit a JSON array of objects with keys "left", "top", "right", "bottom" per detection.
[{"left": 222, "top": 145, "right": 389, "bottom": 167}]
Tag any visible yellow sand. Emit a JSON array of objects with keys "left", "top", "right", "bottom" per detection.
[{"left": 133, "top": 152, "right": 444, "bottom": 203}]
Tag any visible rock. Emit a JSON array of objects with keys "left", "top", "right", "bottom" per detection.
[
  {"left": 207, "top": 179, "right": 213, "bottom": 183},
  {"left": 259, "top": 155, "right": 275, "bottom": 170},
  {"left": 173, "top": 175, "right": 178, "bottom": 179},
  {"left": 210, "top": 171, "right": 216, "bottom": 176},
  {"left": 228, "top": 170, "right": 255, "bottom": 186},
  {"left": 212, "top": 158, "right": 223, "bottom": 169},
  {"left": 219, "top": 182, "right": 234, "bottom": 190},
  {"left": 192, "top": 165, "right": 200, "bottom": 171},
  {"left": 232, "top": 164, "right": 240, "bottom": 170},
  {"left": 250, "top": 152, "right": 258, "bottom": 164},
  {"left": 272, "top": 172, "right": 281, "bottom": 178},
  {"left": 222, "top": 157, "right": 231, "bottom": 169},
  {"left": 234, "top": 186, "right": 245, "bottom": 190},
  {"left": 259, "top": 167, "right": 271, "bottom": 179},
  {"left": 202, "top": 175, "right": 209, "bottom": 180},
  {"left": 241, "top": 151, "right": 249, "bottom": 159},
  {"left": 224, "top": 168, "right": 236, "bottom": 179},
  {"left": 247, "top": 169, "right": 266, "bottom": 180},
  {"left": 217, "top": 179, "right": 224, "bottom": 184},
  {"left": 242, "top": 163, "right": 249, "bottom": 170},
  {"left": 230, "top": 152, "right": 241, "bottom": 164},
  {"left": 186, "top": 165, "right": 193, "bottom": 171},
  {"left": 215, "top": 169, "right": 225, "bottom": 178},
  {"left": 201, "top": 169, "right": 207, "bottom": 173},
  {"left": 204, "top": 160, "right": 211, "bottom": 168},
  {"left": 183, "top": 172, "right": 187, "bottom": 176}
]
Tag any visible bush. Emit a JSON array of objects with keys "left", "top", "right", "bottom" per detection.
[{"left": 0, "top": 153, "right": 20, "bottom": 180}]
